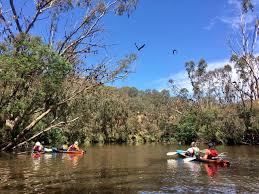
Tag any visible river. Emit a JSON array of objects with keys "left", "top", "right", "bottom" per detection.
[{"left": 0, "top": 144, "right": 259, "bottom": 193}]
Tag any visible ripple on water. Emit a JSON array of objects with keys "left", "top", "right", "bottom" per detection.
[{"left": 1, "top": 145, "right": 259, "bottom": 193}]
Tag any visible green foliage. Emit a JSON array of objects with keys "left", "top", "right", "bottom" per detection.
[
  {"left": 175, "top": 112, "right": 198, "bottom": 144},
  {"left": 0, "top": 35, "right": 72, "bottom": 146}
]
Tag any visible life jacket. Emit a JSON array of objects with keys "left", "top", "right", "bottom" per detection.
[
  {"left": 209, "top": 148, "right": 218, "bottom": 157},
  {"left": 188, "top": 147, "right": 199, "bottom": 157},
  {"left": 191, "top": 147, "right": 195, "bottom": 157},
  {"left": 33, "top": 146, "right": 42, "bottom": 152},
  {"left": 68, "top": 144, "right": 78, "bottom": 151}
]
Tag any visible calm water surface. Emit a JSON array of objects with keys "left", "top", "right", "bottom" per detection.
[{"left": 0, "top": 144, "right": 259, "bottom": 193}]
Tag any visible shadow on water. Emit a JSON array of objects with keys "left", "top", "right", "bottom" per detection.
[{"left": 0, "top": 144, "right": 259, "bottom": 193}]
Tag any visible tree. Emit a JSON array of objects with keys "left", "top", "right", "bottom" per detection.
[
  {"left": 185, "top": 59, "right": 207, "bottom": 102},
  {"left": 227, "top": 0, "right": 259, "bottom": 143},
  {"left": 0, "top": 0, "right": 138, "bottom": 151}
]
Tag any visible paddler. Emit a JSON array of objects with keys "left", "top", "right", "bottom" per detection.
[
  {"left": 185, "top": 141, "right": 200, "bottom": 157},
  {"left": 67, "top": 141, "right": 80, "bottom": 151},
  {"left": 32, "top": 141, "right": 44, "bottom": 152},
  {"left": 203, "top": 143, "right": 218, "bottom": 159},
  {"left": 61, "top": 141, "right": 68, "bottom": 151}
]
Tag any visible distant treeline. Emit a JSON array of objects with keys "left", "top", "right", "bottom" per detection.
[{"left": 57, "top": 83, "right": 259, "bottom": 146}]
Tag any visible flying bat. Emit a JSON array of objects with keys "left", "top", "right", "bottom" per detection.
[
  {"left": 135, "top": 43, "right": 145, "bottom": 51},
  {"left": 172, "top": 49, "right": 178, "bottom": 54}
]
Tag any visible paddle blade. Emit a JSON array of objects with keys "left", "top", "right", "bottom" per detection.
[
  {"left": 167, "top": 152, "right": 177, "bottom": 156},
  {"left": 183, "top": 157, "right": 196, "bottom": 162}
]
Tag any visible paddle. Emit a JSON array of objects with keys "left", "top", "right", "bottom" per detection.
[
  {"left": 166, "top": 149, "right": 206, "bottom": 156},
  {"left": 183, "top": 157, "right": 196, "bottom": 162},
  {"left": 166, "top": 152, "right": 177, "bottom": 156},
  {"left": 211, "top": 152, "right": 228, "bottom": 159},
  {"left": 16, "top": 151, "right": 31, "bottom": 155},
  {"left": 166, "top": 150, "right": 186, "bottom": 156}
]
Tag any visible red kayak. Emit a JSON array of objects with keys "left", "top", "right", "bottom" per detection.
[
  {"left": 177, "top": 150, "right": 230, "bottom": 166},
  {"left": 195, "top": 157, "right": 230, "bottom": 166}
]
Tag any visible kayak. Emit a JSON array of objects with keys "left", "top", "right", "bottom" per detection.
[
  {"left": 176, "top": 150, "right": 230, "bottom": 166},
  {"left": 176, "top": 150, "right": 188, "bottom": 158},
  {"left": 195, "top": 157, "right": 230, "bottom": 166},
  {"left": 32, "top": 149, "right": 85, "bottom": 155},
  {"left": 56, "top": 150, "right": 85, "bottom": 155}
]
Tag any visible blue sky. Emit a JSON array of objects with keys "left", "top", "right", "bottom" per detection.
[
  {"left": 1, "top": 0, "right": 258, "bottom": 91},
  {"left": 103, "top": 0, "right": 258, "bottom": 91}
]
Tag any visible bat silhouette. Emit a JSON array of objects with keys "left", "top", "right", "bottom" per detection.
[{"left": 135, "top": 43, "right": 145, "bottom": 51}]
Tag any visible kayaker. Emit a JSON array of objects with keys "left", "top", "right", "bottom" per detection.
[
  {"left": 185, "top": 141, "right": 200, "bottom": 157},
  {"left": 203, "top": 143, "right": 218, "bottom": 159},
  {"left": 61, "top": 142, "right": 68, "bottom": 151},
  {"left": 68, "top": 141, "right": 80, "bottom": 151},
  {"left": 33, "top": 141, "right": 43, "bottom": 152}
]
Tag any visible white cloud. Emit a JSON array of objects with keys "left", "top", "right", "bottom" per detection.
[
  {"left": 153, "top": 59, "right": 230, "bottom": 92},
  {"left": 203, "top": 18, "right": 217, "bottom": 31},
  {"left": 205, "top": 0, "right": 258, "bottom": 30},
  {"left": 227, "top": 0, "right": 242, "bottom": 10}
]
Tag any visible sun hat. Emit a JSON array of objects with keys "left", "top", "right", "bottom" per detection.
[{"left": 35, "top": 142, "right": 41, "bottom": 146}]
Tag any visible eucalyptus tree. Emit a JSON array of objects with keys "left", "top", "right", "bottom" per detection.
[
  {"left": 185, "top": 58, "right": 207, "bottom": 107},
  {"left": 226, "top": 0, "right": 259, "bottom": 143},
  {"left": 0, "top": 0, "right": 138, "bottom": 151}
]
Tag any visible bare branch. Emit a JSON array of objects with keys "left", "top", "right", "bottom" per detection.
[
  {"left": 13, "top": 117, "right": 79, "bottom": 149},
  {"left": 1, "top": 107, "right": 52, "bottom": 151},
  {"left": 58, "top": 83, "right": 100, "bottom": 106},
  {"left": 59, "top": 1, "right": 118, "bottom": 56},
  {"left": 48, "top": 14, "right": 57, "bottom": 46},
  {"left": 59, "top": 13, "right": 105, "bottom": 55},
  {"left": 251, "top": 21, "right": 259, "bottom": 53},
  {"left": 0, "top": 8, "right": 15, "bottom": 39},
  {"left": 25, "top": 0, "right": 53, "bottom": 34},
  {"left": 9, "top": 0, "right": 23, "bottom": 33}
]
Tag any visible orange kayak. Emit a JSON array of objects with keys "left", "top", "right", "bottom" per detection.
[{"left": 57, "top": 150, "right": 85, "bottom": 155}]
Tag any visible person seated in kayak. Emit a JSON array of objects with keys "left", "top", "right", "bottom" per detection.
[
  {"left": 203, "top": 143, "right": 218, "bottom": 159},
  {"left": 68, "top": 141, "right": 80, "bottom": 151},
  {"left": 185, "top": 142, "right": 200, "bottom": 157},
  {"left": 33, "top": 141, "right": 44, "bottom": 152},
  {"left": 62, "top": 142, "right": 68, "bottom": 151}
]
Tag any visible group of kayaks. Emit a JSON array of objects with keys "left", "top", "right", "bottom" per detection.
[{"left": 170, "top": 150, "right": 230, "bottom": 166}]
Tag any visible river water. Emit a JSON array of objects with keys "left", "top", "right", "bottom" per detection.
[{"left": 0, "top": 144, "right": 259, "bottom": 193}]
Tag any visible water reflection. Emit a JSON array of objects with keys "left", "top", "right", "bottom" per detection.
[
  {"left": 167, "top": 158, "right": 223, "bottom": 178},
  {"left": 204, "top": 163, "right": 218, "bottom": 177},
  {"left": 31, "top": 152, "right": 83, "bottom": 169},
  {"left": 183, "top": 161, "right": 201, "bottom": 174},
  {"left": 32, "top": 155, "right": 41, "bottom": 171},
  {"left": 0, "top": 145, "right": 259, "bottom": 193},
  {"left": 64, "top": 154, "right": 83, "bottom": 168}
]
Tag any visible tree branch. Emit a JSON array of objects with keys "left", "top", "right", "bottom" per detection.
[
  {"left": 1, "top": 107, "right": 52, "bottom": 151},
  {"left": 9, "top": 0, "right": 23, "bottom": 33},
  {"left": 13, "top": 117, "right": 79, "bottom": 149},
  {"left": 59, "top": 1, "right": 117, "bottom": 56},
  {"left": 0, "top": 10, "right": 15, "bottom": 39}
]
